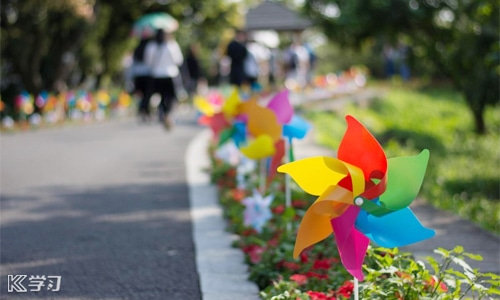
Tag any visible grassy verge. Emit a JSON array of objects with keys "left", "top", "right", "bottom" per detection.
[{"left": 304, "top": 81, "right": 499, "bottom": 234}]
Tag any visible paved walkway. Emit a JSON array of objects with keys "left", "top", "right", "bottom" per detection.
[{"left": 187, "top": 122, "right": 499, "bottom": 299}]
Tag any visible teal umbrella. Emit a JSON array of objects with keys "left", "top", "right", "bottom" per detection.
[{"left": 132, "top": 12, "right": 179, "bottom": 37}]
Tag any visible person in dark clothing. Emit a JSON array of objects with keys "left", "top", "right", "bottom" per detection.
[
  {"left": 226, "top": 30, "right": 248, "bottom": 87},
  {"left": 185, "top": 43, "right": 202, "bottom": 97},
  {"left": 131, "top": 36, "right": 153, "bottom": 121}
]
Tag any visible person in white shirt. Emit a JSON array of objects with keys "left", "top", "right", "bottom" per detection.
[{"left": 144, "top": 29, "right": 184, "bottom": 130}]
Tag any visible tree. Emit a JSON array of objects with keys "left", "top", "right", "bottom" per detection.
[
  {"left": 1, "top": 0, "right": 94, "bottom": 95},
  {"left": 303, "top": 0, "right": 499, "bottom": 134},
  {"left": 1, "top": 0, "right": 244, "bottom": 100}
]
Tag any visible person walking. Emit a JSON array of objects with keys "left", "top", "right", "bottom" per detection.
[
  {"left": 226, "top": 29, "right": 248, "bottom": 87},
  {"left": 184, "top": 43, "right": 203, "bottom": 98},
  {"left": 131, "top": 34, "right": 153, "bottom": 122},
  {"left": 144, "top": 29, "right": 184, "bottom": 130}
]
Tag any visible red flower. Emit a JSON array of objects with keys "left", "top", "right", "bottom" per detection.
[
  {"left": 290, "top": 274, "right": 308, "bottom": 286},
  {"left": 292, "top": 199, "right": 308, "bottom": 209},
  {"left": 305, "top": 271, "right": 328, "bottom": 280},
  {"left": 272, "top": 204, "right": 285, "bottom": 215},
  {"left": 300, "top": 252, "right": 309, "bottom": 263},
  {"left": 231, "top": 188, "right": 246, "bottom": 202},
  {"left": 282, "top": 261, "right": 301, "bottom": 271},
  {"left": 241, "top": 244, "right": 265, "bottom": 263},
  {"left": 241, "top": 228, "right": 258, "bottom": 236},
  {"left": 337, "top": 281, "right": 354, "bottom": 298},
  {"left": 312, "top": 258, "right": 331, "bottom": 270},
  {"left": 267, "top": 237, "right": 279, "bottom": 247},
  {"left": 306, "top": 291, "right": 335, "bottom": 300},
  {"left": 426, "top": 276, "right": 449, "bottom": 293},
  {"left": 395, "top": 271, "right": 413, "bottom": 281}
]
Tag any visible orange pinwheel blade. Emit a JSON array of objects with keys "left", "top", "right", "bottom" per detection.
[{"left": 293, "top": 185, "right": 353, "bottom": 258}]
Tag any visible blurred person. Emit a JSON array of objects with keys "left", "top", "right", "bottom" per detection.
[
  {"left": 184, "top": 43, "right": 203, "bottom": 98},
  {"left": 283, "top": 34, "right": 310, "bottom": 91},
  {"left": 226, "top": 29, "right": 248, "bottom": 87},
  {"left": 245, "top": 37, "right": 271, "bottom": 90},
  {"left": 130, "top": 34, "right": 153, "bottom": 121},
  {"left": 144, "top": 29, "right": 184, "bottom": 130}
]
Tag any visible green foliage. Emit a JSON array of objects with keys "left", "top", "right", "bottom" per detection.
[
  {"left": 306, "top": 83, "right": 500, "bottom": 233},
  {"left": 1, "top": 0, "right": 243, "bottom": 97},
  {"left": 302, "top": 0, "right": 500, "bottom": 134},
  {"left": 360, "top": 246, "right": 500, "bottom": 299}
]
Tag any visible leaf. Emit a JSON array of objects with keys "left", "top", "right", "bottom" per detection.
[{"left": 462, "top": 252, "right": 483, "bottom": 261}]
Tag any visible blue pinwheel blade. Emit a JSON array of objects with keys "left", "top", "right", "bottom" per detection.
[
  {"left": 283, "top": 115, "right": 311, "bottom": 140},
  {"left": 232, "top": 121, "right": 247, "bottom": 147},
  {"left": 355, "top": 207, "right": 435, "bottom": 248}
]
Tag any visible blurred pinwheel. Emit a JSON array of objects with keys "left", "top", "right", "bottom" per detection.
[
  {"left": 278, "top": 115, "right": 434, "bottom": 280},
  {"left": 242, "top": 189, "right": 274, "bottom": 233}
]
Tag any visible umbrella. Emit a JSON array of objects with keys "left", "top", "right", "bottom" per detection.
[{"left": 132, "top": 12, "right": 179, "bottom": 37}]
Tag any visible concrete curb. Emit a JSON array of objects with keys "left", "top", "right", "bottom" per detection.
[{"left": 186, "top": 129, "right": 260, "bottom": 300}]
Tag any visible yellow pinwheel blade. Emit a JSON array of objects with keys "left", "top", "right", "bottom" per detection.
[
  {"left": 194, "top": 96, "right": 216, "bottom": 116},
  {"left": 278, "top": 156, "right": 348, "bottom": 196},
  {"left": 293, "top": 185, "right": 354, "bottom": 258},
  {"left": 240, "top": 135, "right": 276, "bottom": 160},
  {"left": 222, "top": 88, "right": 241, "bottom": 118}
]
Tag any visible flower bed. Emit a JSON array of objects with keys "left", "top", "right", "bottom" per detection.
[{"left": 208, "top": 144, "right": 499, "bottom": 300}]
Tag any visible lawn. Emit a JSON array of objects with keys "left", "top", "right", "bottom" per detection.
[{"left": 304, "top": 81, "right": 500, "bottom": 234}]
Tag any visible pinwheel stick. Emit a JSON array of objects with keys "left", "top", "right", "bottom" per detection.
[
  {"left": 354, "top": 278, "right": 359, "bottom": 300},
  {"left": 284, "top": 138, "right": 292, "bottom": 231},
  {"left": 259, "top": 158, "right": 266, "bottom": 194}
]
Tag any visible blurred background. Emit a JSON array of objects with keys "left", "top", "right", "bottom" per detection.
[{"left": 0, "top": 0, "right": 498, "bottom": 133}]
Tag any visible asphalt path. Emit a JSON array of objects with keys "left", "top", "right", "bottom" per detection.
[{"left": 1, "top": 112, "right": 202, "bottom": 299}]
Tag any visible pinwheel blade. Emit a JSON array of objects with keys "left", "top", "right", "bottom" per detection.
[
  {"left": 240, "top": 135, "right": 275, "bottom": 160},
  {"left": 331, "top": 206, "right": 369, "bottom": 281},
  {"left": 267, "top": 89, "right": 293, "bottom": 124},
  {"left": 293, "top": 204, "right": 334, "bottom": 258},
  {"left": 379, "top": 149, "right": 430, "bottom": 210},
  {"left": 267, "top": 139, "right": 285, "bottom": 183},
  {"left": 338, "top": 115, "right": 387, "bottom": 199},
  {"left": 283, "top": 115, "right": 311, "bottom": 140},
  {"left": 222, "top": 88, "right": 241, "bottom": 118},
  {"left": 278, "top": 157, "right": 349, "bottom": 196},
  {"left": 355, "top": 207, "right": 435, "bottom": 248},
  {"left": 240, "top": 99, "right": 282, "bottom": 141}
]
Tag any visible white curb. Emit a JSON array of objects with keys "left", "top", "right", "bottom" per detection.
[{"left": 186, "top": 129, "right": 261, "bottom": 300}]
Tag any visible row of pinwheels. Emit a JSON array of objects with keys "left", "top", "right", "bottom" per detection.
[
  {"left": 1, "top": 89, "right": 133, "bottom": 128},
  {"left": 197, "top": 88, "right": 435, "bottom": 293}
]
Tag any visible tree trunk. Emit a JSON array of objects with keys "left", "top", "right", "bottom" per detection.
[{"left": 472, "top": 108, "right": 486, "bottom": 135}]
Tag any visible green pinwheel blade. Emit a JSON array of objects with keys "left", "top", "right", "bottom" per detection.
[
  {"left": 379, "top": 149, "right": 430, "bottom": 211},
  {"left": 218, "top": 127, "right": 234, "bottom": 147}
]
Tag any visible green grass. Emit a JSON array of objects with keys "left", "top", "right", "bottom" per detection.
[{"left": 304, "top": 82, "right": 500, "bottom": 234}]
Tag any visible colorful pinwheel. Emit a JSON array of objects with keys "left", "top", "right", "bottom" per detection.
[{"left": 277, "top": 115, "right": 434, "bottom": 280}]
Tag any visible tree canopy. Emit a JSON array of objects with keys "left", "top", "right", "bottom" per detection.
[
  {"left": 303, "top": 0, "right": 499, "bottom": 134},
  {"left": 1, "top": 0, "right": 244, "bottom": 101}
]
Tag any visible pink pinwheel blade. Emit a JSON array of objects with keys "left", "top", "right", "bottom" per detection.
[
  {"left": 266, "top": 90, "right": 293, "bottom": 124},
  {"left": 331, "top": 206, "right": 369, "bottom": 281}
]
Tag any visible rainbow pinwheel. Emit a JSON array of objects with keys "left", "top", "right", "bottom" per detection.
[{"left": 277, "top": 115, "right": 434, "bottom": 280}]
